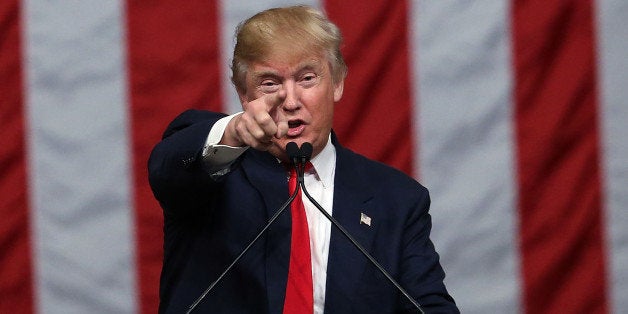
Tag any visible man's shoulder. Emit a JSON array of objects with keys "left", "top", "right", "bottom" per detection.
[
  {"left": 169, "top": 109, "right": 226, "bottom": 127},
  {"left": 160, "top": 109, "right": 227, "bottom": 139},
  {"left": 335, "top": 144, "right": 427, "bottom": 194}
]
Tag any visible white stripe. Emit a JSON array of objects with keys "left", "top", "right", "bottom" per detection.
[
  {"left": 219, "top": 0, "right": 322, "bottom": 114},
  {"left": 22, "top": 1, "right": 136, "bottom": 313},
  {"left": 410, "top": 1, "right": 521, "bottom": 313},
  {"left": 597, "top": 1, "right": 628, "bottom": 312}
]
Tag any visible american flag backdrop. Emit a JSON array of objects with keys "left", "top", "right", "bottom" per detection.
[{"left": 1, "top": 0, "right": 627, "bottom": 313}]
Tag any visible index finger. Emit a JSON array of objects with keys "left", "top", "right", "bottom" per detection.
[
  {"left": 263, "top": 92, "right": 283, "bottom": 112},
  {"left": 263, "top": 94, "right": 288, "bottom": 139}
]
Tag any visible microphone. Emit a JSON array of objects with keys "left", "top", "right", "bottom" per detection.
[
  {"left": 186, "top": 142, "right": 304, "bottom": 314},
  {"left": 286, "top": 141, "right": 301, "bottom": 165},
  {"left": 299, "top": 142, "right": 313, "bottom": 165},
  {"left": 288, "top": 141, "right": 312, "bottom": 183},
  {"left": 297, "top": 142, "right": 425, "bottom": 313}
]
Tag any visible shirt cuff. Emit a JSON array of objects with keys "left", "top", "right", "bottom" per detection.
[{"left": 202, "top": 112, "right": 248, "bottom": 176}]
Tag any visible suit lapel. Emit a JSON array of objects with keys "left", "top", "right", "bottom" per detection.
[
  {"left": 240, "top": 150, "right": 291, "bottom": 314},
  {"left": 325, "top": 144, "right": 379, "bottom": 311}
]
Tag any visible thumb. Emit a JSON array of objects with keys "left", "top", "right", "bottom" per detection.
[
  {"left": 274, "top": 109, "right": 288, "bottom": 139},
  {"left": 275, "top": 120, "right": 288, "bottom": 139}
]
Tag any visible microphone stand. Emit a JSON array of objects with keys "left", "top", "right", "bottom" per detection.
[
  {"left": 186, "top": 187, "right": 299, "bottom": 314},
  {"left": 186, "top": 143, "right": 304, "bottom": 314},
  {"left": 300, "top": 181, "right": 425, "bottom": 313},
  {"left": 297, "top": 142, "right": 425, "bottom": 313},
  {"left": 187, "top": 141, "right": 425, "bottom": 313}
]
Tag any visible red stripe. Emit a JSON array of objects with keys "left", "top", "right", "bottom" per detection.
[
  {"left": 125, "top": 1, "right": 224, "bottom": 312},
  {"left": 325, "top": 0, "right": 415, "bottom": 175},
  {"left": 512, "top": 1, "right": 607, "bottom": 312},
  {"left": 0, "top": 1, "right": 34, "bottom": 313}
]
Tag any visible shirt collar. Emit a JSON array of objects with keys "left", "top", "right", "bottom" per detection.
[{"left": 308, "top": 135, "right": 336, "bottom": 188}]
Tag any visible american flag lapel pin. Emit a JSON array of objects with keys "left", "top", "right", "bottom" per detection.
[{"left": 360, "top": 212, "right": 372, "bottom": 226}]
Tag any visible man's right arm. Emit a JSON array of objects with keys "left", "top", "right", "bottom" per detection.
[
  {"left": 148, "top": 110, "right": 236, "bottom": 218},
  {"left": 148, "top": 95, "right": 287, "bottom": 217}
]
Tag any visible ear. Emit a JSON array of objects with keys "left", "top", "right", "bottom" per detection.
[{"left": 333, "top": 80, "right": 344, "bottom": 102}]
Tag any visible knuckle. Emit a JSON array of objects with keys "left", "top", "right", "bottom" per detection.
[{"left": 252, "top": 128, "right": 266, "bottom": 139}]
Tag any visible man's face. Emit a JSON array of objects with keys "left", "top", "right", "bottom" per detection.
[{"left": 238, "top": 54, "right": 344, "bottom": 160}]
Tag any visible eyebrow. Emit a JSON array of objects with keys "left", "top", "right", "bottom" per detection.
[
  {"left": 251, "top": 60, "right": 323, "bottom": 80},
  {"left": 251, "top": 70, "right": 280, "bottom": 80}
]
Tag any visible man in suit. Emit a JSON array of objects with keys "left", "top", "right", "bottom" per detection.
[{"left": 148, "top": 5, "right": 458, "bottom": 314}]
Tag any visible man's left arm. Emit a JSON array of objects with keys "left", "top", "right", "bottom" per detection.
[{"left": 400, "top": 188, "right": 459, "bottom": 313}]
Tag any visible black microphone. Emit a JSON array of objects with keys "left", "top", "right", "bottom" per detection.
[
  {"left": 299, "top": 142, "right": 313, "bottom": 165},
  {"left": 291, "top": 141, "right": 312, "bottom": 183},
  {"left": 186, "top": 142, "right": 304, "bottom": 314},
  {"left": 286, "top": 141, "right": 301, "bottom": 165},
  {"left": 297, "top": 142, "right": 425, "bottom": 313}
]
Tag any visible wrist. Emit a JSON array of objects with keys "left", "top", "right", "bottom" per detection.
[{"left": 220, "top": 114, "right": 245, "bottom": 147}]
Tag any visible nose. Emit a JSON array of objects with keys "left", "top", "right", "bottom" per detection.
[{"left": 278, "top": 81, "right": 300, "bottom": 111}]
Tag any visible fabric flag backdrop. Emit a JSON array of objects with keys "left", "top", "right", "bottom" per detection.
[{"left": 1, "top": 0, "right": 627, "bottom": 313}]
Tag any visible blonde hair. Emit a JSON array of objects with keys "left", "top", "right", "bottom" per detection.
[{"left": 231, "top": 5, "right": 347, "bottom": 93}]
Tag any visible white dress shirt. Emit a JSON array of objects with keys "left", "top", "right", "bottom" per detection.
[{"left": 202, "top": 113, "right": 336, "bottom": 314}]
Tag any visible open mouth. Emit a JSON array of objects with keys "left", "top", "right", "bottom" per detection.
[
  {"left": 288, "top": 120, "right": 303, "bottom": 128},
  {"left": 287, "top": 119, "right": 306, "bottom": 137}
]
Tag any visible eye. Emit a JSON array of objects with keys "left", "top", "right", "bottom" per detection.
[
  {"left": 259, "top": 80, "right": 280, "bottom": 93},
  {"left": 299, "top": 73, "right": 318, "bottom": 87}
]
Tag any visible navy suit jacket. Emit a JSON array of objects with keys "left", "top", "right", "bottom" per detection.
[{"left": 148, "top": 110, "right": 458, "bottom": 313}]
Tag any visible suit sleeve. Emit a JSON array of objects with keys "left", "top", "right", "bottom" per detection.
[
  {"left": 147, "top": 109, "right": 228, "bottom": 219},
  {"left": 400, "top": 187, "right": 460, "bottom": 313}
]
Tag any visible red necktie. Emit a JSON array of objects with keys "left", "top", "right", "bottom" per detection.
[{"left": 283, "top": 165, "right": 313, "bottom": 314}]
